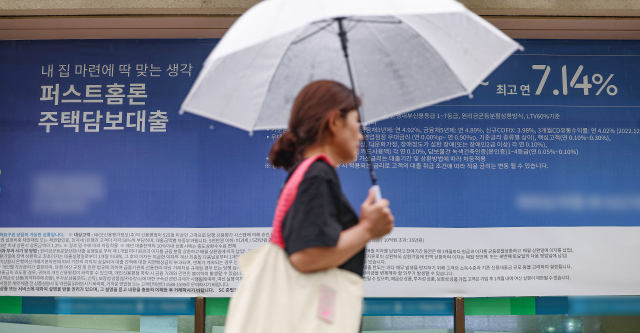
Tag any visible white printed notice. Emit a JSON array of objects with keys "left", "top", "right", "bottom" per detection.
[{"left": 1, "top": 227, "right": 639, "bottom": 297}]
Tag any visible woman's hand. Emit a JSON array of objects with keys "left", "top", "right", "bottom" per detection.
[{"left": 359, "top": 187, "right": 394, "bottom": 239}]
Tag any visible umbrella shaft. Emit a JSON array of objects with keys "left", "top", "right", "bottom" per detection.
[{"left": 337, "top": 17, "right": 378, "bottom": 187}]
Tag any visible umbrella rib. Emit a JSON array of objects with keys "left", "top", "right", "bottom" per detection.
[
  {"left": 291, "top": 19, "right": 337, "bottom": 46},
  {"left": 342, "top": 17, "right": 401, "bottom": 35},
  {"left": 399, "top": 15, "right": 471, "bottom": 96},
  {"left": 251, "top": 28, "right": 306, "bottom": 132},
  {"left": 345, "top": 18, "right": 402, "bottom": 25},
  {"left": 353, "top": 17, "right": 469, "bottom": 125},
  {"left": 403, "top": 14, "right": 496, "bottom": 96},
  {"left": 291, "top": 17, "right": 401, "bottom": 47},
  {"left": 362, "top": 19, "right": 407, "bottom": 102}
]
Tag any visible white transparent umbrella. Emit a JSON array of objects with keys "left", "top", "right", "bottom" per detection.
[{"left": 180, "top": 0, "right": 522, "bottom": 190}]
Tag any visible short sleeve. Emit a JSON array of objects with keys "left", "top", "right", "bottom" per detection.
[{"left": 281, "top": 173, "right": 343, "bottom": 255}]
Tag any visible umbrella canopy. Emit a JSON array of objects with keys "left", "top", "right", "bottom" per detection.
[{"left": 180, "top": 0, "right": 522, "bottom": 133}]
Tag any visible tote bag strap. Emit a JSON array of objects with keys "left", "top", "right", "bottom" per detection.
[{"left": 269, "top": 153, "right": 333, "bottom": 249}]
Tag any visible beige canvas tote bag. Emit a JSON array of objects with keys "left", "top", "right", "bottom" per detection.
[{"left": 224, "top": 154, "right": 364, "bottom": 333}]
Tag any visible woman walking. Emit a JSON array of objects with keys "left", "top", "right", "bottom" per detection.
[{"left": 225, "top": 80, "right": 394, "bottom": 333}]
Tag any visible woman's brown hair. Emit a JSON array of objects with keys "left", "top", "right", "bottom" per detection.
[{"left": 269, "top": 80, "right": 359, "bottom": 170}]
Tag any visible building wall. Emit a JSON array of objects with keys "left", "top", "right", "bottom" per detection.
[
  {"left": 1, "top": 0, "right": 640, "bottom": 16},
  {"left": 0, "top": 1, "right": 639, "bottom": 40}
]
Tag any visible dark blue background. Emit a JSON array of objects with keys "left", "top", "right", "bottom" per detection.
[{"left": 1, "top": 39, "right": 639, "bottom": 228}]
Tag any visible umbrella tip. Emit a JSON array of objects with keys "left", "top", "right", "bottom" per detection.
[
  {"left": 518, "top": 45, "right": 525, "bottom": 52},
  {"left": 179, "top": 109, "right": 185, "bottom": 115},
  {"left": 249, "top": 130, "right": 254, "bottom": 137},
  {"left": 468, "top": 93, "right": 474, "bottom": 99}
]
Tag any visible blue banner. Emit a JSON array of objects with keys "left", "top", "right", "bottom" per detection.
[{"left": 1, "top": 39, "right": 640, "bottom": 229}]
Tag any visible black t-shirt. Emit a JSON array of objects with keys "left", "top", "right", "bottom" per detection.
[{"left": 281, "top": 159, "right": 365, "bottom": 277}]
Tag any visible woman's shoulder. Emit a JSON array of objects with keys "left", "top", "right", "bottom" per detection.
[
  {"left": 286, "top": 157, "right": 339, "bottom": 185},
  {"left": 304, "top": 159, "right": 337, "bottom": 181}
]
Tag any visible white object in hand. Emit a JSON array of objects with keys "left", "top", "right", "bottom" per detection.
[{"left": 372, "top": 185, "right": 382, "bottom": 202}]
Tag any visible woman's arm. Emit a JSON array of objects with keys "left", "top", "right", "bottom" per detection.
[
  {"left": 289, "top": 188, "right": 394, "bottom": 273},
  {"left": 289, "top": 223, "right": 371, "bottom": 273}
]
